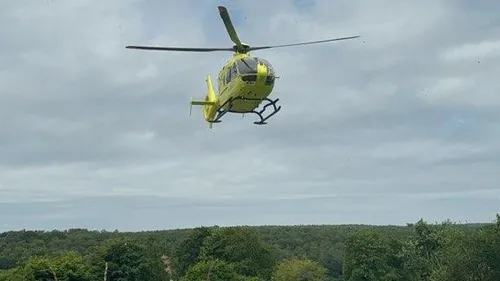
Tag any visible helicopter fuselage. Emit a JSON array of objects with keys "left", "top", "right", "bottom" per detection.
[{"left": 216, "top": 53, "right": 276, "bottom": 113}]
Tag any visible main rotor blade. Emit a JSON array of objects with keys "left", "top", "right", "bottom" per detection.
[
  {"left": 218, "top": 6, "right": 242, "bottom": 47},
  {"left": 125, "top": 45, "right": 234, "bottom": 52},
  {"left": 248, "top": 35, "right": 361, "bottom": 51}
]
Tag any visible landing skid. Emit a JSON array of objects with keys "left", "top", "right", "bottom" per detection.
[{"left": 209, "top": 96, "right": 281, "bottom": 125}]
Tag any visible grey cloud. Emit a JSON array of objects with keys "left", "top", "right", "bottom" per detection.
[
  {"left": 1, "top": 0, "right": 499, "bottom": 230},
  {"left": 1, "top": 194, "right": 498, "bottom": 232}
]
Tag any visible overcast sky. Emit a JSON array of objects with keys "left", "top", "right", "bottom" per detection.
[{"left": 1, "top": 0, "right": 499, "bottom": 232}]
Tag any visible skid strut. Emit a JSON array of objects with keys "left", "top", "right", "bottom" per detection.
[{"left": 209, "top": 96, "right": 281, "bottom": 125}]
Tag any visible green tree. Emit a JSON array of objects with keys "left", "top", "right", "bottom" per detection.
[
  {"left": 479, "top": 214, "right": 500, "bottom": 280},
  {"left": 0, "top": 252, "right": 93, "bottom": 281},
  {"left": 396, "top": 239, "right": 425, "bottom": 281},
  {"left": 173, "top": 227, "right": 213, "bottom": 278},
  {"left": 273, "top": 258, "right": 327, "bottom": 281},
  {"left": 427, "top": 215, "right": 500, "bottom": 281},
  {"left": 0, "top": 267, "right": 25, "bottom": 281},
  {"left": 199, "top": 227, "right": 275, "bottom": 279},
  {"left": 88, "top": 238, "right": 158, "bottom": 281},
  {"left": 180, "top": 259, "right": 239, "bottom": 281},
  {"left": 343, "top": 229, "right": 403, "bottom": 281},
  {"left": 52, "top": 251, "right": 92, "bottom": 281},
  {"left": 413, "top": 219, "right": 441, "bottom": 280},
  {"left": 19, "top": 255, "right": 57, "bottom": 281}
]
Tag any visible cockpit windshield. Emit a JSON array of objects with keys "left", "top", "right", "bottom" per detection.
[
  {"left": 236, "top": 57, "right": 275, "bottom": 76},
  {"left": 236, "top": 57, "right": 258, "bottom": 75}
]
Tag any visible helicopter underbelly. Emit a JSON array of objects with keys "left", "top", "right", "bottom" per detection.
[{"left": 221, "top": 81, "right": 274, "bottom": 113}]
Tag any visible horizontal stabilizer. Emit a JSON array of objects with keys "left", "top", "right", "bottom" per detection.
[
  {"left": 190, "top": 100, "right": 216, "bottom": 106},
  {"left": 190, "top": 98, "right": 216, "bottom": 116}
]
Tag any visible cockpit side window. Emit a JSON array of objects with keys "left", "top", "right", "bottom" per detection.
[
  {"left": 230, "top": 63, "right": 238, "bottom": 80},
  {"left": 237, "top": 58, "right": 258, "bottom": 74},
  {"left": 225, "top": 65, "right": 231, "bottom": 84},
  {"left": 225, "top": 63, "right": 239, "bottom": 85},
  {"left": 224, "top": 63, "right": 232, "bottom": 85}
]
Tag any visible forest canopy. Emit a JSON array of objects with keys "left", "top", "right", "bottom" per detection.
[{"left": 0, "top": 214, "right": 499, "bottom": 281}]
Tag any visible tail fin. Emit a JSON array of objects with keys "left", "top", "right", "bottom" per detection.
[
  {"left": 189, "top": 75, "right": 219, "bottom": 128},
  {"left": 205, "top": 74, "right": 216, "bottom": 102}
]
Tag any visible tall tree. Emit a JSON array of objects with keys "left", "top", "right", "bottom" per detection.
[
  {"left": 180, "top": 259, "right": 239, "bottom": 281},
  {"left": 199, "top": 227, "right": 275, "bottom": 279},
  {"left": 172, "top": 227, "right": 213, "bottom": 278},
  {"left": 273, "top": 258, "right": 327, "bottom": 281},
  {"left": 343, "top": 228, "right": 403, "bottom": 281},
  {"left": 88, "top": 238, "right": 161, "bottom": 281},
  {"left": 428, "top": 216, "right": 500, "bottom": 281}
]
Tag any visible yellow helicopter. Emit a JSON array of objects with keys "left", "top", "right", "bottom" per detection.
[{"left": 126, "top": 6, "right": 360, "bottom": 128}]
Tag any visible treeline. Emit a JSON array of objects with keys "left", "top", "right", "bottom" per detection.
[{"left": 0, "top": 214, "right": 498, "bottom": 280}]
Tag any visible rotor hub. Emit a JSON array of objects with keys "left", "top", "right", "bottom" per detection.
[{"left": 233, "top": 43, "right": 250, "bottom": 54}]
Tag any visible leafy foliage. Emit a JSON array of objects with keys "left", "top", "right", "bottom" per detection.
[
  {"left": 273, "top": 258, "right": 327, "bottom": 281},
  {"left": 181, "top": 259, "right": 239, "bottom": 281},
  {"left": 1, "top": 214, "right": 499, "bottom": 280},
  {"left": 199, "top": 226, "right": 275, "bottom": 279},
  {"left": 343, "top": 228, "right": 404, "bottom": 281},
  {"left": 172, "top": 226, "right": 213, "bottom": 278}
]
